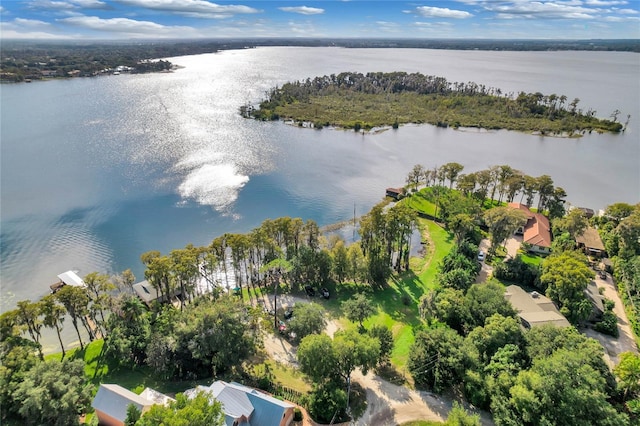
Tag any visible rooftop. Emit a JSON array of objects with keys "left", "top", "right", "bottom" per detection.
[
  {"left": 505, "top": 285, "right": 570, "bottom": 328},
  {"left": 187, "top": 381, "right": 295, "bottom": 426},
  {"left": 576, "top": 227, "right": 605, "bottom": 251}
]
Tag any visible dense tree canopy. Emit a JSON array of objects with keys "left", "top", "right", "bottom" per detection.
[
  {"left": 250, "top": 71, "right": 623, "bottom": 134},
  {"left": 408, "top": 325, "right": 473, "bottom": 393},
  {"left": 493, "top": 348, "right": 628, "bottom": 426},
  {"left": 136, "top": 392, "right": 224, "bottom": 426},
  {"left": 540, "top": 251, "right": 594, "bottom": 324},
  {"left": 14, "top": 359, "right": 92, "bottom": 426},
  {"left": 287, "top": 302, "right": 327, "bottom": 342}
]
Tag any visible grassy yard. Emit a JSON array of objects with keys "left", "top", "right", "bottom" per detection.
[
  {"left": 249, "top": 360, "right": 312, "bottom": 394},
  {"left": 403, "top": 191, "right": 438, "bottom": 217},
  {"left": 520, "top": 252, "right": 544, "bottom": 266},
  {"left": 321, "top": 218, "right": 453, "bottom": 371},
  {"left": 46, "top": 340, "right": 211, "bottom": 395}
]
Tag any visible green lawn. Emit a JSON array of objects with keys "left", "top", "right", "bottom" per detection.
[
  {"left": 46, "top": 340, "right": 210, "bottom": 395},
  {"left": 520, "top": 252, "right": 544, "bottom": 266},
  {"left": 250, "top": 360, "right": 311, "bottom": 394},
  {"left": 403, "top": 191, "right": 438, "bottom": 217},
  {"left": 322, "top": 218, "right": 453, "bottom": 371}
]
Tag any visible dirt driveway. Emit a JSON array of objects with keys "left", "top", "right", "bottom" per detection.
[
  {"left": 351, "top": 370, "right": 493, "bottom": 426},
  {"left": 261, "top": 311, "right": 494, "bottom": 425},
  {"left": 584, "top": 274, "right": 639, "bottom": 367}
]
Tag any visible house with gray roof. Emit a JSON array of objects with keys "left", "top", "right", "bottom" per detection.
[
  {"left": 186, "top": 380, "right": 295, "bottom": 426},
  {"left": 505, "top": 285, "right": 571, "bottom": 329},
  {"left": 132, "top": 279, "right": 181, "bottom": 307},
  {"left": 576, "top": 226, "right": 606, "bottom": 258},
  {"left": 92, "top": 384, "right": 173, "bottom": 426}
]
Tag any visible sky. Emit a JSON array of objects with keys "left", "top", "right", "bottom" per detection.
[{"left": 0, "top": 0, "right": 639, "bottom": 40}]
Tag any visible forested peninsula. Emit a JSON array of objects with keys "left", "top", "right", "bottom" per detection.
[{"left": 246, "top": 71, "right": 626, "bottom": 136}]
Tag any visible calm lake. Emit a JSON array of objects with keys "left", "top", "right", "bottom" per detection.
[{"left": 1, "top": 48, "right": 639, "bottom": 335}]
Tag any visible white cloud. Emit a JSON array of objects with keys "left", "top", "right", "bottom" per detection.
[
  {"left": 116, "top": 0, "right": 259, "bottom": 15},
  {"left": 375, "top": 20, "right": 401, "bottom": 32},
  {"left": 415, "top": 6, "right": 473, "bottom": 19},
  {"left": 585, "top": 0, "right": 628, "bottom": 5},
  {"left": 617, "top": 8, "right": 639, "bottom": 14},
  {"left": 70, "top": 0, "right": 108, "bottom": 8},
  {"left": 279, "top": 6, "right": 324, "bottom": 15},
  {"left": 13, "top": 18, "right": 53, "bottom": 27},
  {"left": 59, "top": 15, "right": 198, "bottom": 37},
  {"left": 0, "top": 17, "right": 75, "bottom": 39},
  {"left": 486, "top": 1, "right": 599, "bottom": 19},
  {"left": 28, "top": 0, "right": 77, "bottom": 10},
  {"left": 414, "top": 21, "right": 453, "bottom": 27}
]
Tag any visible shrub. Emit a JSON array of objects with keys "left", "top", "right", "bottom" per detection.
[
  {"left": 594, "top": 311, "right": 619, "bottom": 337},
  {"left": 293, "top": 407, "right": 303, "bottom": 421}
]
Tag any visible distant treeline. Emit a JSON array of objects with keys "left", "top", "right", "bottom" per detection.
[{"left": 1, "top": 38, "right": 638, "bottom": 82}]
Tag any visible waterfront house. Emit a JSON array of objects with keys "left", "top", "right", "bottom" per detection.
[
  {"left": 386, "top": 187, "right": 404, "bottom": 200},
  {"left": 132, "top": 279, "right": 181, "bottom": 307},
  {"left": 92, "top": 384, "right": 173, "bottom": 426},
  {"left": 186, "top": 381, "right": 296, "bottom": 426},
  {"left": 508, "top": 203, "right": 552, "bottom": 254},
  {"left": 40, "top": 69, "right": 58, "bottom": 77}
]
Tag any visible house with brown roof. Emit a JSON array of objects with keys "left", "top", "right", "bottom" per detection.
[
  {"left": 576, "top": 227, "right": 606, "bottom": 258},
  {"left": 385, "top": 187, "right": 404, "bottom": 200},
  {"left": 508, "top": 203, "right": 552, "bottom": 254},
  {"left": 504, "top": 285, "right": 571, "bottom": 329}
]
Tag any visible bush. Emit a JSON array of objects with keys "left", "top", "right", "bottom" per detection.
[
  {"left": 293, "top": 407, "right": 303, "bottom": 421},
  {"left": 594, "top": 311, "right": 619, "bottom": 337},
  {"left": 493, "top": 255, "right": 540, "bottom": 287}
]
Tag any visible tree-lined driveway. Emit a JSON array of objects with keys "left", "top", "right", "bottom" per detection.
[
  {"left": 476, "top": 239, "right": 493, "bottom": 283},
  {"left": 585, "top": 274, "right": 639, "bottom": 367}
]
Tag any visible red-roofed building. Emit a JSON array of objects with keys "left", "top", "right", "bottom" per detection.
[{"left": 508, "top": 203, "right": 552, "bottom": 254}]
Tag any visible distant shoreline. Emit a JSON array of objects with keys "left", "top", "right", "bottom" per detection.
[{"left": 3, "top": 39, "right": 638, "bottom": 83}]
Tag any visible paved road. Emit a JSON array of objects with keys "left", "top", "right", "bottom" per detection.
[{"left": 585, "top": 273, "right": 639, "bottom": 367}]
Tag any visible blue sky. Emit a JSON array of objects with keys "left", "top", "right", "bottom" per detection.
[{"left": 1, "top": 0, "right": 639, "bottom": 40}]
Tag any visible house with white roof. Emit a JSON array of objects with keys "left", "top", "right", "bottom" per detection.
[
  {"left": 50, "top": 270, "right": 86, "bottom": 293},
  {"left": 92, "top": 384, "right": 174, "bottom": 426},
  {"left": 186, "top": 381, "right": 296, "bottom": 426}
]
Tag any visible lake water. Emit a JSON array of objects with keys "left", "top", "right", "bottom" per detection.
[{"left": 2, "top": 47, "right": 639, "bottom": 327}]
